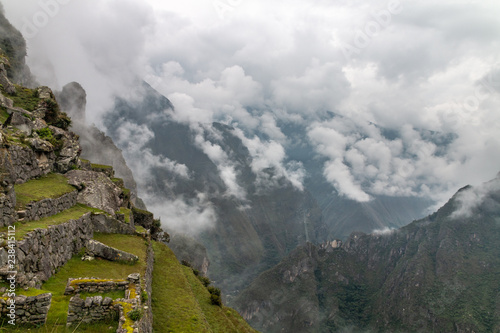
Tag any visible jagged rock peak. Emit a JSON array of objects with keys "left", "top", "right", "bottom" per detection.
[{"left": 57, "top": 82, "right": 87, "bottom": 124}]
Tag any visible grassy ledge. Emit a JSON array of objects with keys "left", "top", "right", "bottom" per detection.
[
  {"left": 1, "top": 84, "right": 40, "bottom": 111},
  {"left": 0, "top": 204, "right": 101, "bottom": 240},
  {"left": 14, "top": 173, "right": 76, "bottom": 210}
]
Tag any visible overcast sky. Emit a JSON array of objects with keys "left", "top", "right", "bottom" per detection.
[{"left": 3, "top": 0, "right": 500, "bottom": 208}]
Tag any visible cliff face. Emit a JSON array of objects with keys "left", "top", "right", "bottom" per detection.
[
  {"left": 235, "top": 175, "right": 500, "bottom": 333},
  {"left": 0, "top": 10, "right": 35, "bottom": 86},
  {"left": 55, "top": 82, "right": 142, "bottom": 207}
]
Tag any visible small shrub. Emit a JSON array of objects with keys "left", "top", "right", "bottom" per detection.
[
  {"left": 210, "top": 294, "right": 222, "bottom": 307},
  {"left": 207, "top": 286, "right": 221, "bottom": 297},
  {"left": 77, "top": 247, "right": 87, "bottom": 257},
  {"left": 128, "top": 309, "right": 142, "bottom": 321},
  {"left": 192, "top": 269, "right": 200, "bottom": 276},
  {"left": 43, "top": 98, "right": 72, "bottom": 130},
  {"left": 197, "top": 276, "right": 210, "bottom": 287},
  {"left": 36, "top": 127, "right": 63, "bottom": 150},
  {"left": 19, "top": 132, "right": 27, "bottom": 144},
  {"left": 181, "top": 260, "right": 192, "bottom": 268},
  {"left": 141, "top": 291, "right": 148, "bottom": 303}
]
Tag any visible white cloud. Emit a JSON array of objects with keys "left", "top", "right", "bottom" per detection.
[
  {"left": 146, "top": 192, "right": 217, "bottom": 236},
  {"left": 3, "top": 0, "right": 500, "bottom": 210},
  {"left": 233, "top": 128, "right": 305, "bottom": 191},
  {"left": 451, "top": 176, "right": 500, "bottom": 219}
]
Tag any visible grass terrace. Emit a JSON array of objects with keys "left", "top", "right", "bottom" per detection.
[
  {"left": 0, "top": 204, "right": 102, "bottom": 240},
  {"left": 0, "top": 234, "right": 148, "bottom": 332},
  {"left": 14, "top": 173, "right": 76, "bottom": 210}
]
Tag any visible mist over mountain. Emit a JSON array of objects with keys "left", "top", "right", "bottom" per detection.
[{"left": 2, "top": 1, "right": 500, "bottom": 332}]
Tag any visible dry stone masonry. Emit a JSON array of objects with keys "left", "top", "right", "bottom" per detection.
[
  {"left": 19, "top": 190, "right": 78, "bottom": 221},
  {"left": 64, "top": 278, "right": 129, "bottom": 295},
  {"left": 0, "top": 293, "right": 52, "bottom": 326},
  {"left": 2, "top": 213, "right": 93, "bottom": 288},
  {"left": 0, "top": 189, "right": 15, "bottom": 227},
  {"left": 66, "top": 273, "right": 146, "bottom": 332},
  {"left": 67, "top": 294, "right": 117, "bottom": 326}
]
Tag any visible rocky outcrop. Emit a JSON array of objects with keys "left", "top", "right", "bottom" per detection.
[
  {"left": 20, "top": 190, "right": 77, "bottom": 221},
  {"left": 91, "top": 213, "right": 135, "bottom": 235},
  {"left": 1, "top": 213, "right": 93, "bottom": 288},
  {"left": 85, "top": 239, "right": 138, "bottom": 263},
  {"left": 56, "top": 82, "right": 139, "bottom": 204},
  {"left": 65, "top": 170, "right": 122, "bottom": 215},
  {"left": 0, "top": 60, "right": 16, "bottom": 95},
  {"left": 49, "top": 126, "right": 81, "bottom": 172},
  {"left": 0, "top": 11, "right": 36, "bottom": 86},
  {"left": 0, "top": 293, "right": 52, "bottom": 326}
]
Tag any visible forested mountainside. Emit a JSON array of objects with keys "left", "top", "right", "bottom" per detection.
[{"left": 234, "top": 174, "right": 500, "bottom": 333}]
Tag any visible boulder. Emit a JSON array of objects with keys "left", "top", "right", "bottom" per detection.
[
  {"left": 86, "top": 239, "right": 138, "bottom": 263},
  {"left": 65, "top": 170, "right": 122, "bottom": 214}
]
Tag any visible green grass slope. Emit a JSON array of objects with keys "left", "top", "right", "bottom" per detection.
[
  {"left": 14, "top": 173, "right": 76, "bottom": 209},
  {"left": 152, "top": 241, "right": 259, "bottom": 333}
]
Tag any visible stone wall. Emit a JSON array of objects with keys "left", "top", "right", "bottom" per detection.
[
  {"left": 91, "top": 213, "right": 135, "bottom": 235},
  {"left": 0, "top": 293, "right": 51, "bottom": 326},
  {"left": 66, "top": 295, "right": 117, "bottom": 326},
  {"left": 5, "top": 213, "right": 93, "bottom": 288},
  {"left": 137, "top": 242, "right": 154, "bottom": 333},
  {"left": 0, "top": 145, "right": 55, "bottom": 185},
  {"left": 66, "top": 273, "right": 143, "bottom": 331},
  {"left": 21, "top": 190, "right": 78, "bottom": 221},
  {"left": 64, "top": 278, "right": 129, "bottom": 295},
  {"left": 0, "top": 188, "right": 15, "bottom": 227}
]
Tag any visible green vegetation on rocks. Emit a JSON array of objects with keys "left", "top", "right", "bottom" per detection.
[{"left": 1, "top": 84, "right": 40, "bottom": 110}]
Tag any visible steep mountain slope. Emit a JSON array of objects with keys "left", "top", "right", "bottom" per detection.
[
  {"left": 234, "top": 174, "right": 500, "bottom": 332},
  {"left": 0, "top": 13, "right": 258, "bottom": 332},
  {"left": 102, "top": 84, "right": 435, "bottom": 296},
  {"left": 56, "top": 82, "right": 142, "bottom": 207},
  {"left": 103, "top": 85, "right": 327, "bottom": 293}
]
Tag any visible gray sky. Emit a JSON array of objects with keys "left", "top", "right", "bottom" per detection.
[{"left": 3, "top": 0, "right": 500, "bottom": 209}]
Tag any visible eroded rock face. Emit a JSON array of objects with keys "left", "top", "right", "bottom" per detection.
[
  {"left": 65, "top": 170, "right": 122, "bottom": 215},
  {"left": 0, "top": 62, "right": 16, "bottom": 95},
  {"left": 50, "top": 125, "right": 81, "bottom": 172}
]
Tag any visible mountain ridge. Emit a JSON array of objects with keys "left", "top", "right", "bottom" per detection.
[{"left": 234, "top": 174, "right": 500, "bottom": 332}]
